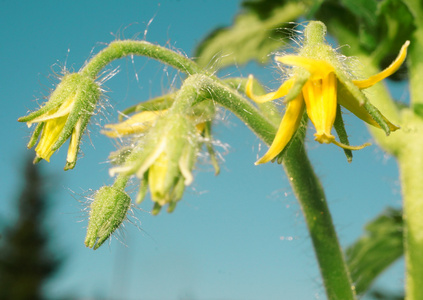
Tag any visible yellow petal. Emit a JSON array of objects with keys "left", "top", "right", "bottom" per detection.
[
  {"left": 255, "top": 95, "right": 305, "bottom": 165},
  {"left": 276, "top": 56, "right": 335, "bottom": 80},
  {"left": 337, "top": 91, "right": 399, "bottom": 131},
  {"left": 66, "top": 118, "right": 82, "bottom": 166},
  {"left": 246, "top": 74, "right": 294, "bottom": 103},
  {"left": 353, "top": 40, "right": 410, "bottom": 89},
  {"left": 102, "top": 110, "right": 166, "bottom": 138},
  {"left": 303, "top": 72, "right": 337, "bottom": 142},
  {"left": 35, "top": 115, "right": 68, "bottom": 161},
  {"left": 27, "top": 95, "right": 76, "bottom": 125}
]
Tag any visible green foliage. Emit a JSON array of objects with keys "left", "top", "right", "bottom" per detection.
[
  {"left": 194, "top": 0, "right": 303, "bottom": 69},
  {"left": 346, "top": 208, "right": 403, "bottom": 295},
  {"left": 196, "top": 0, "right": 415, "bottom": 75},
  {"left": 317, "top": 0, "right": 415, "bottom": 67}
]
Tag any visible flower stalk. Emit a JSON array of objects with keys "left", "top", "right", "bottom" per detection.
[
  {"left": 202, "top": 77, "right": 356, "bottom": 300},
  {"left": 80, "top": 40, "right": 203, "bottom": 79},
  {"left": 23, "top": 35, "right": 356, "bottom": 298}
]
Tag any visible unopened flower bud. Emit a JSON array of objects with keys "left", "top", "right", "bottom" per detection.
[
  {"left": 109, "top": 113, "right": 199, "bottom": 214},
  {"left": 85, "top": 185, "right": 131, "bottom": 250}
]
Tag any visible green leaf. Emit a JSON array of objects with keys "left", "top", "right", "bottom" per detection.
[
  {"left": 194, "top": 1, "right": 304, "bottom": 69},
  {"left": 413, "top": 103, "right": 423, "bottom": 119},
  {"left": 316, "top": 0, "right": 415, "bottom": 65},
  {"left": 340, "top": 0, "right": 379, "bottom": 51},
  {"left": 346, "top": 208, "right": 403, "bottom": 295}
]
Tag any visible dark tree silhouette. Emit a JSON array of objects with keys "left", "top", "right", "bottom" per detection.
[{"left": 0, "top": 158, "right": 61, "bottom": 300}]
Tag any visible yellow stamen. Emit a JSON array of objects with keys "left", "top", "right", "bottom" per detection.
[
  {"left": 314, "top": 131, "right": 371, "bottom": 150},
  {"left": 314, "top": 132, "right": 335, "bottom": 144},
  {"left": 353, "top": 41, "right": 410, "bottom": 89},
  {"left": 246, "top": 74, "right": 294, "bottom": 103},
  {"left": 332, "top": 140, "right": 371, "bottom": 150},
  {"left": 255, "top": 95, "right": 305, "bottom": 165}
]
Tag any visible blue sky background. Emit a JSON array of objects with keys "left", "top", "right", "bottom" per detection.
[{"left": 1, "top": 1, "right": 406, "bottom": 299}]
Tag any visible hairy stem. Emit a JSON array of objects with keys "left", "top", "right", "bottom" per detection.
[
  {"left": 283, "top": 132, "right": 356, "bottom": 300},
  {"left": 80, "top": 40, "right": 203, "bottom": 78},
  {"left": 355, "top": 53, "right": 423, "bottom": 300},
  {"left": 200, "top": 76, "right": 356, "bottom": 300},
  {"left": 78, "top": 38, "right": 355, "bottom": 298}
]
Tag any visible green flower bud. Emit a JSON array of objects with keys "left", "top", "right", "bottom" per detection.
[
  {"left": 18, "top": 72, "right": 101, "bottom": 170},
  {"left": 85, "top": 186, "right": 131, "bottom": 250},
  {"left": 109, "top": 113, "right": 199, "bottom": 214}
]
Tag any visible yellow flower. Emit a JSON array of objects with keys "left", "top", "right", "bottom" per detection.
[
  {"left": 19, "top": 73, "right": 100, "bottom": 170},
  {"left": 108, "top": 113, "right": 199, "bottom": 214},
  {"left": 102, "top": 110, "right": 168, "bottom": 138},
  {"left": 246, "top": 21, "right": 409, "bottom": 165},
  {"left": 102, "top": 109, "right": 207, "bottom": 138}
]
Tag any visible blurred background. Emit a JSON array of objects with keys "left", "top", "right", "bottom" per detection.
[{"left": 0, "top": 1, "right": 406, "bottom": 299}]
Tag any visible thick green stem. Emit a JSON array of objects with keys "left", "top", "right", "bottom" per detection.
[
  {"left": 79, "top": 39, "right": 355, "bottom": 298},
  {"left": 112, "top": 175, "right": 130, "bottom": 191},
  {"left": 283, "top": 136, "right": 356, "bottom": 300},
  {"left": 402, "top": 7, "right": 423, "bottom": 297},
  {"left": 200, "top": 77, "right": 356, "bottom": 300},
  {"left": 397, "top": 112, "right": 423, "bottom": 300},
  {"left": 403, "top": 0, "right": 423, "bottom": 107},
  {"left": 356, "top": 53, "right": 423, "bottom": 300},
  {"left": 80, "top": 40, "right": 203, "bottom": 78}
]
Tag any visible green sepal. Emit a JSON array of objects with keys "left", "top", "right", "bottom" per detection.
[
  {"left": 27, "top": 122, "right": 44, "bottom": 149},
  {"left": 333, "top": 105, "right": 353, "bottom": 163},
  {"left": 336, "top": 71, "right": 367, "bottom": 106},
  {"left": 167, "top": 177, "right": 185, "bottom": 213},
  {"left": 151, "top": 202, "right": 162, "bottom": 216},
  {"left": 33, "top": 156, "right": 42, "bottom": 164},
  {"left": 85, "top": 186, "right": 131, "bottom": 250},
  {"left": 203, "top": 120, "right": 220, "bottom": 175},
  {"left": 119, "top": 92, "right": 176, "bottom": 121},
  {"left": 18, "top": 73, "right": 81, "bottom": 123},
  {"left": 109, "top": 147, "right": 133, "bottom": 166},
  {"left": 363, "top": 101, "right": 391, "bottom": 136},
  {"left": 136, "top": 171, "right": 149, "bottom": 204},
  {"left": 284, "top": 69, "right": 310, "bottom": 103},
  {"left": 64, "top": 160, "right": 76, "bottom": 171},
  {"left": 189, "top": 100, "right": 216, "bottom": 123},
  {"left": 52, "top": 76, "right": 100, "bottom": 151}
]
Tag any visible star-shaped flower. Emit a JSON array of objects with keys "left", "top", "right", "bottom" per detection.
[{"left": 246, "top": 21, "right": 409, "bottom": 164}]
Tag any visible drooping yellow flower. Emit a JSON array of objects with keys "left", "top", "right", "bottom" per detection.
[
  {"left": 108, "top": 113, "right": 199, "bottom": 214},
  {"left": 246, "top": 21, "right": 409, "bottom": 165},
  {"left": 19, "top": 73, "right": 101, "bottom": 170}
]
